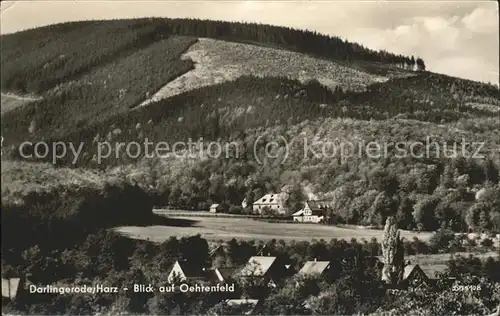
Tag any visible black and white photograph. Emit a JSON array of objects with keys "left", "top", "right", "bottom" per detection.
[{"left": 1, "top": 0, "right": 499, "bottom": 315}]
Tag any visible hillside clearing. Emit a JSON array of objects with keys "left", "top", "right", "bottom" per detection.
[
  {"left": 114, "top": 215, "right": 433, "bottom": 243},
  {"left": 139, "top": 38, "right": 393, "bottom": 106},
  {"left": 1, "top": 93, "right": 41, "bottom": 115}
]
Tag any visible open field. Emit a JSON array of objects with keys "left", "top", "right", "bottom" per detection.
[
  {"left": 406, "top": 251, "right": 499, "bottom": 265},
  {"left": 406, "top": 251, "right": 499, "bottom": 277},
  {"left": 114, "top": 215, "right": 434, "bottom": 243},
  {"left": 152, "top": 209, "right": 259, "bottom": 218}
]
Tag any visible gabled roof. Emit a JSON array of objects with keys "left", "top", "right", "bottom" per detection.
[
  {"left": 403, "top": 264, "right": 417, "bottom": 280},
  {"left": 292, "top": 210, "right": 304, "bottom": 216},
  {"left": 305, "top": 200, "right": 332, "bottom": 211},
  {"left": 253, "top": 194, "right": 283, "bottom": 205},
  {"left": 403, "top": 264, "right": 430, "bottom": 283},
  {"left": 298, "top": 261, "right": 331, "bottom": 276},
  {"left": 225, "top": 299, "right": 260, "bottom": 315},
  {"left": 239, "top": 256, "right": 277, "bottom": 277},
  {"left": 2, "top": 278, "right": 21, "bottom": 299},
  {"left": 174, "top": 260, "right": 214, "bottom": 280}
]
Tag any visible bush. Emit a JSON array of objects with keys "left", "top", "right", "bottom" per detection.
[
  {"left": 428, "top": 229, "right": 456, "bottom": 252},
  {"left": 481, "top": 238, "right": 494, "bottom": 249},
  {"left": 228, "top": 205, "right": 243, "bottom": 214}
]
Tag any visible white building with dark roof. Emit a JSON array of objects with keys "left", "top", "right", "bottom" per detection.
[
  {"left": 209, "top": 203, "right": 221, "bottom": 213},
  {"left": 293, "top": 200, "right": 330, "bottom": 223}
]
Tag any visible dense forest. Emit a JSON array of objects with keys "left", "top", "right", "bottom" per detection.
[
  {"left": 2, "top": 74, "right": 500, "bottom": 233},
  {"left": 1, "top": 35, "right": 196, "bottom": 142},
  {"left": 1, "top": 20, "right": 167, "bottom": 94},
  {"left": 1, "top": 181, "right": 153, "bottom": 256},
  {"left": 3, "top": 73, "right": 499, "bottom": 155}
]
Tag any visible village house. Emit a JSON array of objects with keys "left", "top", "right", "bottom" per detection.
[
  {"left": 376, "top": 259, "right": 449, "bottom": 290},
  {"left": 400, "top": 264, "right": 434, "bottom": 289},
  {"left": 167, "top": 260, "right": 219, "bottom": 283},
  {"left": 2, "top": 277, "right": 23, "bottom": 301},
  {"left": 292, "top": 200, "right": 330, "bottom": 223},
  {"left": 237, "top": 256, "right": 287, "bottom": 287},
  {"left": 1, "top": 275, "right": 35, "bottom": 303},
  {"left": 224, "top": 298, "right": 262, "bottom": 315},
  {"left": 252, "top": 194, "right": 285, "bottom": 214},
  {"left": 209, "top": 203, "right": 221, "bottom": 213}
]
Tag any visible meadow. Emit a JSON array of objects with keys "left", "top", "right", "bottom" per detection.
[{"left": 114, "top": 213, "right": 434, "bottom": 243}]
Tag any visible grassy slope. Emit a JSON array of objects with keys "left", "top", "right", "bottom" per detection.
[{"left": 139, "top": 37, "right": 393, "bottom": 106}]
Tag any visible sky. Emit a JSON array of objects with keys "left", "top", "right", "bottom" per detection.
[{"left": 1, "top": 1, "right": 498, "bottom": 85}]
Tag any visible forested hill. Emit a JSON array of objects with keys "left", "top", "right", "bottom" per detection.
[
  {"left": 0, "top": 18, "right": 424, "bottom": 95},
  {"left": 2, "top": 19, "right": 500, "bottom": 316},
  {"left": 1, "top": 18, "right": 499, "bottom": 235}
]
